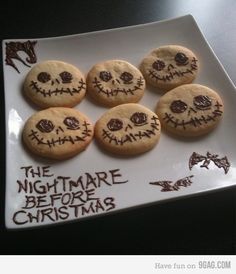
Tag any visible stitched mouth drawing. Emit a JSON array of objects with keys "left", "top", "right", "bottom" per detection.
[
  {"left": 29, "top": 77, "right": 86, "bottom": 97},
  {"left": 102, "top": 113, "right": 160, "bottom": 145},
  {"left": 163, "top": 98, "right": 223, "bottom": 130},
  {"left": 28, "top": 117, "right": 92, "bottom": 148},
  {"left": 92, "top": 75, "right": 145, "bottom": 97},
  {"left": 148, "top": 55, "right": 198, "bottom": 82}
]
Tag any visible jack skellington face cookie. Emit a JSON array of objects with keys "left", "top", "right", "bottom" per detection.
[
  {"left": 23, "top": 107, "right": 94, "bottom": 159},
  {"left": 156, "top": 84, "right": 224, "bottom": 137},
  {"left": 95, "top": 103, "right": 161, "bottom": 155},
  {"left": 140, "top": 45, "right": 198, "bottom": 91},
  {"left": 24, "top": 60, "right": 86, "bottom": 108},
  {"left": 87, "top": 60, "right": 145, "bottom": 107}
]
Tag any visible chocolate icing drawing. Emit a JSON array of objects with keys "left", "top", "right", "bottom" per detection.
[
  {"left": 102, "top": 113, "right": 160, "bottom": 145},
  {"left": 163, "top": 96, "right": 223, "bottom": 130},
  {"left": 150, "top": 175, "right": 194, "bottom": 192},
  {"left": 28, "top": 116, "right": 92, "bottom": 148},
  {"left": 189, "top": 152, "right": 230, "bottom": 174},
  {"left": 92, "top": 71, "right": 145, "bottom": 97},
  {"left": 148, "top": 52, "right": 198, "bottom": 82},
  {"left": 5, "top": 40, "right": 37, "bottom": 73},
  {"left": 29, "top": 71, "right": 86, "bottom": 97}
]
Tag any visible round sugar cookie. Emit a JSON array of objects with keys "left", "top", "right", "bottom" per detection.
[
  {"left": 23, "top": 107, "right": 94, "bottom": 160},
  {"left": 87, "top": 60, "right": 145, "bottom": 107},
  {"left": 24, "top": 60, "right": 86, "bottom": 108},
  {"left": 140, "top": 45, "right": 199, "bottom": 91},
  {"left": 156, "top": 84, "right": 224, "bottom": 137},
  {"left": 95, "top": 103, "right": 161, "bottom": 155}
]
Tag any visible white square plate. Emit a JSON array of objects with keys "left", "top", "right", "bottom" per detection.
[{"left": 3, "top": 14, "right": 236, "bottom": 229}]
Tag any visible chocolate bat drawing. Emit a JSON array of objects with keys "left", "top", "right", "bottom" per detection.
[
  {"left": 189, "top": 152, "right": 230, "bottom": 174},
  {"left": 149, "top": 175, "right": 194, "bottom": 192}
]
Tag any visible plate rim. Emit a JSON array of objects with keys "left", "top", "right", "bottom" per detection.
[{"left": 3, "top": 14, "right": 236, "bottom": 229}]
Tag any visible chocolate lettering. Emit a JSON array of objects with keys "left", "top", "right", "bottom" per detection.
[
  {"left": 81, "top": 203, "right": 95, "bottom": 215},
  {"left": 103, "top": 197, "right": 116, "bottom": 211},
  {"left": 12, "top": 196, "right": 117, "bottom": 225},
  {"left": 12, "top": 210, "right": 28, "bottom": 225},
  {"left": 49, "top": 193, "right": 63, "bottom": 206},
  {"left": 57, "top": 176, "right": 71, "bottom": 192},
  {"left": 95, "top": 199, "right": 105, "bottom": 212},
  {"left": 46, "top": 180, "right": 59, "bottom": 193},
  {"left": 110, "top": 169, "right": 129, "bottom": 184},
  {"left": 69, "top": 204, "right": 85, "bottom": 218},
  {"left": 85, "top": 189, "right": 98, "bottom": 201},
  {"left": 28, "top": 210, "right": 40, "bottom": 223},
  {"left": 36, "top": 195, "right": 51, "bottom": 208},
  {"left": 40, "top": 208, "right": 56, "bottom": 222},
  {"left": 13, "top": 167, "right": 128, "bottom": 225},
  {"left": 84, "top": 173, "right": 97, "bottom": 189},
  {"left": 68, "top": 177, "right": 85, "bottom": 191},
  {"left": 96, "top": 171, "right": 111, "bottom": 187},
  {"left": 58, "top": 206, "right": 70, "bottom": 220},
  {"left": 22, "top": 195, "right": 37, "bottom": 209},
  {"left": 20, "top": 165, "right": 54, "bottom": 178},
  {"left": 61, "top": 193, "right": 72, "bottom": 205},
  {"left": 70, "top": 190, "right": 86, "bottom": 204}
]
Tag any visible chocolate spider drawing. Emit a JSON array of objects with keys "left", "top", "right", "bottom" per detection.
[
  {"left": 148, "top": 52, "right": 198, "bottom": 82},
  {"left": 5, "top": 40, "right": 37, "bottom": 73},
  {"left": 102, "top": 112, "right": 160, "bottom": 146},
  {"left": 149, "top": 175, "right": 194, "bottom": 192},
  {"left": 28, "top": 116, "right": 92, "bottom": 148},
  {"left": 189, "top": 152, "right": 230, "bottom": 174}
]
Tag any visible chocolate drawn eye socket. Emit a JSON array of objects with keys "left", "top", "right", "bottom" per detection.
[
  {"left": 36, "top": 119, "right": 54, "bottom": 133},
  {"left": 152, "top": 60, "right": 166, "bottom": 71},
  {"left": 59, "top": 71, "right": 73, "bottom": 83},
  {"left": 63, "top": 116, "right": 80, "bottom": 130},
  {"left": 130, "top": 112, "right": 148, "bottom": 126},
  {"left": 37, "top": 72, "right": 51, "bottom": 83},
  {"left": 175, "top": 52, "right": 189, "bottom": 66},
  {"left": 107, "top": 118, "right": 123, "bottom": 131},
  {"left": 170, "top": 100, "right": 188, "bottom": 113},
  {"left": 99, "top": 71, "right": 112, "bottom": 82},
  {"left": 120, "top": 72, "right": 133, "bottom": 83},
  {"left": 193, "top": 95, "right": 212, "bottom": 110}
]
